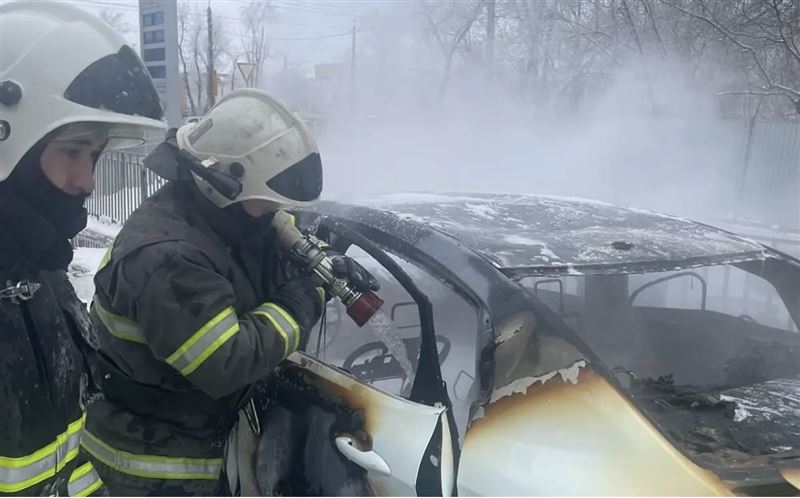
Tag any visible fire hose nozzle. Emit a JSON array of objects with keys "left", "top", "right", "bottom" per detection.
[
  {"left": 346, "top": 291, "right": 385, "bottom": 327},
  {"left": 272, "top": 211, "right": 384, "bottom": 327}
]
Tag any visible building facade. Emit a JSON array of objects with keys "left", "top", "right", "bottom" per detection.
[{"left": 138, "top": 0, "right": 181, "bottom": 128}]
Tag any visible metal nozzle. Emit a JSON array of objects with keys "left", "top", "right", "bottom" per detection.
[{"left": 271, "top": 210, "right": 384, "bottom": 327}]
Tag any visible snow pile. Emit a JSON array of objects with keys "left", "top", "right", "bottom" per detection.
[{"left": 84, "top": 215, "right": 122, "bottom": 240}]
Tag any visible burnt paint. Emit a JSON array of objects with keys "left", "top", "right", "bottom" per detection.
[
  {"left": 461, "top": 365, "right": 734, "bottom": 496},
  {"left": 252, "top": 364, "right": 372, "bottom": 496},
  {"left": 296, "top": 200, "right": 800, "bottom": 494}
]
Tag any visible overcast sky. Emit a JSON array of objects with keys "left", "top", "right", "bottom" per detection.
[{"left": 65, "top": 0, "right": 370, "bottom": 72}]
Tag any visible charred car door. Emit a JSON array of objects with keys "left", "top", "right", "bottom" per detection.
[{"left": 249, "top": 219, "right": 465, "bottom": 496}]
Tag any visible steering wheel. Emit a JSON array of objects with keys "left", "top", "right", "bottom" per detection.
[{"left": 342, "top": 336, "right": 451, "bottom": 383}]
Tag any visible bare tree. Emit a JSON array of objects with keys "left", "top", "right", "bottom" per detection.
[
  {"left": 662, "top": 0, "right": 800, "bottom": 117},
  {"left": 420, "top": 0, "right": 486, "bottom": 102},
  {"left": 364, "top": 0, "right": 797, "bottom": 119},
  {"left": 239, "top": 1, "right": 273, "bottom": 88},
  {"left": 177, "top": 2, "right": 197, "bottom": 116},
  {"left": 99, "top": 7, "right": 133, "bottom": 36},
  {"left": 177, "top": 2, "right": 232, "bottom": 115}
]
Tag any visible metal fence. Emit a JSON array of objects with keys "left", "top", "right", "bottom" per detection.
[
  {"left": 714, "top": 217, "right": 800, "bottom": 259},
  {"left": 733, "top": 119, "right": 800, "bottom": 227},
  {"left": 85, "top": 151, "right": 165, "bottom": 224}
]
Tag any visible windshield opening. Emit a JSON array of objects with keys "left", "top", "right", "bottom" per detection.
[{"left": 520, "top": 260, "right": 800, "bottom": 390}]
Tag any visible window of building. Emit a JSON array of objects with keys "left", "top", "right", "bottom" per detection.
[
  {"left": 143, "top": 48, "right": 166, "bottom": 62},
  {"left": 142, "top": 12, "right": 164, "bottom": 27},
  {"left": 147, "top": 65, "right": 166, "bottom": 79},
  {"left": 143, "top": 29, "right": 165, "bottom": 44}
]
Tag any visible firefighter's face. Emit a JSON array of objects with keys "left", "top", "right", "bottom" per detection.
[
  {"left": 39, "top": 137, "right": 105, "bottom": 196},
  {"left": 241, "top": 199, "right": 278, "bottom": 218}
]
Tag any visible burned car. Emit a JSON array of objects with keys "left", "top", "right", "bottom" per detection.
[{"left": 237, "top": 193, "right": 800, "bottom": 496}]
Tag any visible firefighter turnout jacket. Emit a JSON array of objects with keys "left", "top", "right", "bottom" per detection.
[{"left": 82, "top": 179, "right": 322, "bottom": 495}]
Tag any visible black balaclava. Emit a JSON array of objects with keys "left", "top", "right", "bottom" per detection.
[
  {"left": 224, "top": 202, "right": 275, "bottom": 238},
  {"left": 0, "top": 134, "right": 96, "bottom": 271},
  {"left": 8, "top": 140, "right": 90, "bottom": 238}
]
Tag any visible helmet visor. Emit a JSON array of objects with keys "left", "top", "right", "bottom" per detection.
[
  {"left": 266, "top": 152, "right": 323, "bottom": 203},
  {"left": 47, "top": 122, "right": 160, "bottom": 152},
  {"left": 63, "top": 45, "right": 163, "bottom": 121}
]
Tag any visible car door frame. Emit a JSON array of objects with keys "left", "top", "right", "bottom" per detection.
[
  {"left": 247, "top": 215, "right": 467, "bottom": 496},
  {"left": 316, "top": 217, "right": 462, "bottom": 495}
]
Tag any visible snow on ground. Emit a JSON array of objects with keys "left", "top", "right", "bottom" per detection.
[
  {"left": 85, "top": 215, "right": 122, "bottom": 239},
  {"left": 69, "top": 248, "right": 107, "bottom": 303},
  {"left": 69, "top": 215, "right": 122, "bottom": 303}
]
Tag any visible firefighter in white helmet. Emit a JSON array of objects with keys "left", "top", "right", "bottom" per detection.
[
  {"left": 83, "top": 88, "right": 377, "bottom": 495},
  {"left": 0, "top": 1, "right": 165, "bottom": 495}
]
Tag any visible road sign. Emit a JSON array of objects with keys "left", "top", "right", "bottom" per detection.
[{"left": 237, "top": 62, "right": 255, "bottom": 85}]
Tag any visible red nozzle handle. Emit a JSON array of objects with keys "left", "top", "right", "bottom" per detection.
[{"left": 346, "top": 292, "right": 385, "bottom": 327}]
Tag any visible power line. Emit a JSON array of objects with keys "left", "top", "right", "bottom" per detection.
[
  {"left": 219, "top": 29, "right": 351, "bottom": 41},
  {"left": 271, "top": 31, "right": 351, "bottom": 41},
  {"left": 73, "top": 0, "right": 354, "bottom": 18},
  {"left": 270, "top": 1, "right": 354, "bottom": 17},
  {"left": 184, "top": 11, "right": 349, "bottom": 30},
  {"left": 71, "top": 0, "right": 355, "bottom": 46},
  {"left": 70, "top": 0, "right": 138, "bottom": 10},
  {"left": 72, "top": 0, "right": 352, "bottom": 30}
]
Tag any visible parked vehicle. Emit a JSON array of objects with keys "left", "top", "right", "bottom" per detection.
[{"left": 232, "top": 193, "right": 799, "bottom": 496}]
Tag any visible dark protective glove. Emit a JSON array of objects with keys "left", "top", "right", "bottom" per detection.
[
  {"left": 329, "top": 254, "right": 381, "bottom": 293},
  {"left": 270, "top": 276, "right": 324, "bottom": 351}
]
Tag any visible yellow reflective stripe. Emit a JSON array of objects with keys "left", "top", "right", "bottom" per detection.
[
  {"left": 265, "top": 303, "right": 300, "bottom": 350},
  {"left": 92, "top": 298, "right": 146, "bottom": 344},
  {"left": 181, "top": 324, "right": 239, "bottom": 376},
  {"left": 316, "top": 287, "right": 326, "bottom": 304},
  {"left": 166, "top": 306, "right": 240, "bottom": 376},
  {"left": 0, "top": 415, "right": 84, "bottom": 467},
  {"left": 253, "top": 302, "right": 300, "bottom": 357},
  {"left": 0, "top": 414, "right": 84, "bottom": 493},
  {"left": 252, "top": 310, "right": 291, "bottom": 358},
  {"left": 68, "top": 462, "right": 93, "bottom": 483},
  {"left": 97, "top": 247, "right": 113, "bottom": 272},
  {"left": 80, "top": 431, "right": 222, "bottom": 480},
  {"left": 68, "top": 462, "right": 103, "bottom": 497}
]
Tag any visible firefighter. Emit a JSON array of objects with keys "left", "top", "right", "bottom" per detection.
[
  {"left": 82, "top": 88, "right": 377, "bottom": 496},
  {"left": 0, "top": 2, "right": 165, "bottom": 495}
]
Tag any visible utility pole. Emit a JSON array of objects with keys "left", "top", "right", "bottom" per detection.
[
  {"left": 486, "top": 0, "right": 496, "bottom": 72},
  {"left": 207, "top": 2, "right": 215, "bottom": 109},
  {"left": 231, "top": 55, "right": 237, "bottom": 92},
  {"left": 349, "top": 17, "right": 357, "bottom": 118}
]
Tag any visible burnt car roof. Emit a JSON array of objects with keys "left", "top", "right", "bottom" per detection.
[{"left": 319, "top": 193, "right": 771, "bottom": 276}]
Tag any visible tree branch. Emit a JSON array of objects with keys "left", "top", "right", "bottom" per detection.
[
  {"left": 718, "top": 89, "right": 788, "bottom": 97},
  {"left": 642, "top": 0, "right": 668, "bottom": 57},
  {"left": 767, "top": 0, "right": 800, "bottom": 66},
  {"left": 661, "top": 0, "right": 773, "bottom": 87}
]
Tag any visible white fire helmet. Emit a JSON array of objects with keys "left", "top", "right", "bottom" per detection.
[
  {"left": 0, "top": 1, "right": 166, "bottom": 182},
  {"left": 175, "top": 88, "right": 323, "bottom": 208}
]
